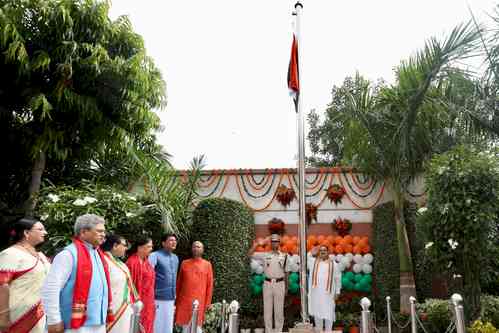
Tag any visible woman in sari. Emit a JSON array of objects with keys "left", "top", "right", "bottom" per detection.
[
  {"left": 101, "top": 234, "right": 140, "bottom": 333},
  {"left": 126, "top": 236, "right": 155, "bottom": 333},
  {"left": 0, "top": 218, "right": 50, "bottom": 333}
]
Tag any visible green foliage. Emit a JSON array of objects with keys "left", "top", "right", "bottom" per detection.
[
  {"left": 407, "top": 203, "right": 434, "bottom": 300},
  {"left": 417, "top": 299, "right": 453, "bottom": 333},
  {"left": 191, "top": 198, "right": 255, "bottom": 311},
  {"left": 309, "top": 23, "right": 480, "bottom": 309},
  {"left": 307, "top": 76, "right": 384, "bottom": 167},
  {"left": 423, "top": 146, "right": 499, "bottom": 318},
  {"left": 468, "top": 320, "right": 499, "bottom": 333},
  {"left": 0, "top": 0, "right": 166, "bottom": 214},
  {"left": 203, "top": 302, "right": 223, "bottom": 333},
  {"left": 372, "top": 202, "right": 400, "bottom": 315},
  {"left": 34, "top": 183, "right": 163, "bottom": 255},
  {"left": 481, "top": 295, "right": 499, "bottom": 328}
]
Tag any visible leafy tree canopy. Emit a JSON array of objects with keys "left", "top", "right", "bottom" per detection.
[{"left": 0, "top": 0, "right": 166, "bottom": 215}]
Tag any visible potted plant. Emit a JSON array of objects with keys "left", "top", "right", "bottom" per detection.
[
  {"left": 267, "top": 218, "right": 285, "bottom": 235},
  {"left": 333, "top": 311, "right": 346, "bottom": 332},
  {"left": 344, "top": 313, "right": 360, "bottom": 333},
  {"left": 332, "top": 217, "right": 352, "bottom": 236}
]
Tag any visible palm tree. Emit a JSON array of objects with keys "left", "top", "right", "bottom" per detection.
[{"left": 339, "top": 23, "right": 480, "bottom": 311}]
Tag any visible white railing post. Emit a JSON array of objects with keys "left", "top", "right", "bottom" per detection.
[
  {"left": 221, "top": 300, "right": 227, "bottom": 333},
  {"left": 190, "top": 299, "right": 200, "bottom": 333},
  {"left": 451, "top": 294, "right": 466, "bottom": 333},
  {"left": 410, "top": 296, "right": 417, "bottom": 333},
  {"left": 130, "top": 301, "right": 144, "bottom": 333},
  {"left": 228, "top": 300, "right": 240, "bottom": 333},
  {"left": 360, "top": 297, "right": 372, "bottom": 333},
  {"left": 386, "top": 296, "right": 392, "bottom": 333}
]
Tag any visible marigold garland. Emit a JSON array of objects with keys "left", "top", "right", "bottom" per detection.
[
  {"left": 342, "top": 172, "right": 378, "bottom": 198},
  {"left": 245, "top": 169, "right": 274, "bottom": 191},
  {"left": 198, "top": 170, "right": 220, "bottom": 188},
  {"left": 349, "top": 170, "right": 374, "bottom": 191},
  {"left": 193, "top": 168, "right": 387, "bottom": 211},
  {"left": 338, "top": 174, "right": 386, "bottom": 209},
  {"left": 234, "top": 171, "right": 284, "bottom": 211}
]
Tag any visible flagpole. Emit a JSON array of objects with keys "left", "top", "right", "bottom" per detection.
[{"left": 294, "top": 0, "right": 309, "bottom": 325}]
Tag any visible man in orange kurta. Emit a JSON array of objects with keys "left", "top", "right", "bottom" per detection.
[{"left": 175, "top": 241, "right": 214, "bottom": 333}]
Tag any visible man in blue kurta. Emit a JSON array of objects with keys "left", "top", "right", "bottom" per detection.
[
  {"left": 41, "top": 214, "right": 112, "bottom": 333},
  {"left": 149, "top": 233, "right": 179, "bottom": 333}
]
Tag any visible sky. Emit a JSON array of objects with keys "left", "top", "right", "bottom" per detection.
[{"left": 108, "top": 0, "right": 498, "bottom": 170}]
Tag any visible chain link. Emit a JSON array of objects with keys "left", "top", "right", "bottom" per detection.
[
  {"left": 415, "top": 312, "right": 430, "bottom": 333},
  {"left": 389, "top": 308, "right": 411, "bottom": 329},
  {"left": 444, "top": 321, "right": 456, "bottom": 333}
]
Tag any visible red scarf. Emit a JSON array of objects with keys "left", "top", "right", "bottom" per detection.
[{"left": 71, "top": 238, "right": 114, "bottom": 329}]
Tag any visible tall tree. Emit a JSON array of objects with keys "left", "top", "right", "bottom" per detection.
[
  {"left": 0, "top": 0, "right": 166, "bottom": 216},
  {"left": 309, "top": 24, "right": 479, "bottom": 311}
]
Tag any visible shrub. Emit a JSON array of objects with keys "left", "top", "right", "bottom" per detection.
[
  {"left": 481, "top": 295, "right": 499, "bottom": 328},
  {"left": 191, "top": 198, "right": 255, "bottom": 311},
  {"left": 35, "top": 184, "right": 164, "bottom": 255},
  {"left": 203, "top": 302, "right": 223, "bottom": 333},
  {"left": 423, "top": 146, "right": 499, "bottom": 319},
  {"left": 468, "top": 320, "right": 499, "bottom": 333},
  {"left": 417, "top": 299, "right": 452, "bottom": 333}
]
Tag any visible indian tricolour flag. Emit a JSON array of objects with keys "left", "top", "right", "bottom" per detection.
[{"left": 287, "top": 34, "right": 299, "bottom": 111}]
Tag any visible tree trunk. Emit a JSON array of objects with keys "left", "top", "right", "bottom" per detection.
[
  {"left": 393, "top": 189, "right": 417, "bottom": 313},
  {"left": 24, "top": 151, "right": 46, "bottom": 217}
]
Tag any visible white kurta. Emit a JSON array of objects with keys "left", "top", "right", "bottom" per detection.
[
  {"left": 41, "top": 248, "right": 106, "bottom": 333},
  {"left": 307, "top": 255, "right": 342, "bottom": 322}
]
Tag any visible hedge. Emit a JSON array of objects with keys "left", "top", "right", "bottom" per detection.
[
  {"left": 190, "top": 198, "right": 255, "bottom": 311},
  {"left": 373, "top": 201, "right": 401, "bottom": 317}
]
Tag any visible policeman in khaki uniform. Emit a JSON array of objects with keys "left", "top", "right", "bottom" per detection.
[{"left": 249, "top": 234, "right": 290, "bottom": 333}]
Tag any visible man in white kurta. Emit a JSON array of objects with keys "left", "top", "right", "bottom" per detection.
[{"left": 307, "top": 245, "right": 341, "bottom": 332}]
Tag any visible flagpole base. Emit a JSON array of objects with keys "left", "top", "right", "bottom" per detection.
[{"left": 289, "top": 322, "right": 314, "bottom": 333}]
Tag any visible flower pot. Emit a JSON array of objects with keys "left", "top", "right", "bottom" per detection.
[{"left": 348, "top": 326, "right": 359, "bottom": 333}]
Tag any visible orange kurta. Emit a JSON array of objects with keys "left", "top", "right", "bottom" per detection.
[{"left": 175, "top": 258, "right": 214, "bottom": 326}]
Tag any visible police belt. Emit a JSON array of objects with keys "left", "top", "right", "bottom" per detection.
[{"left": 265, "top": 277, "right": 285, "bottom": 283}]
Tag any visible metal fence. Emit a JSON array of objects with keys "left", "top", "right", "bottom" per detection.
[{"left": 360, "top": 294, "right": 466, "bottom": 333}]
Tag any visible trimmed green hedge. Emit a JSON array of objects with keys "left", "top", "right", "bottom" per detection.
[
  {"left": 373, "top": 201, "right": 401, "bottom": 317},
  {"left": 191, "top": 198, "right": 255, "bottom": 310}
]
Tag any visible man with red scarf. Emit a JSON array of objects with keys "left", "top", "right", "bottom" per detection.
[{"left": 41, "top": 214, "right": 114, "bottom": 333}]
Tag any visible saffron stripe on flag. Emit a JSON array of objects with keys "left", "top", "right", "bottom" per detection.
[{"left": 287, "top": 34, "right": 299, "bottom": 111}]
